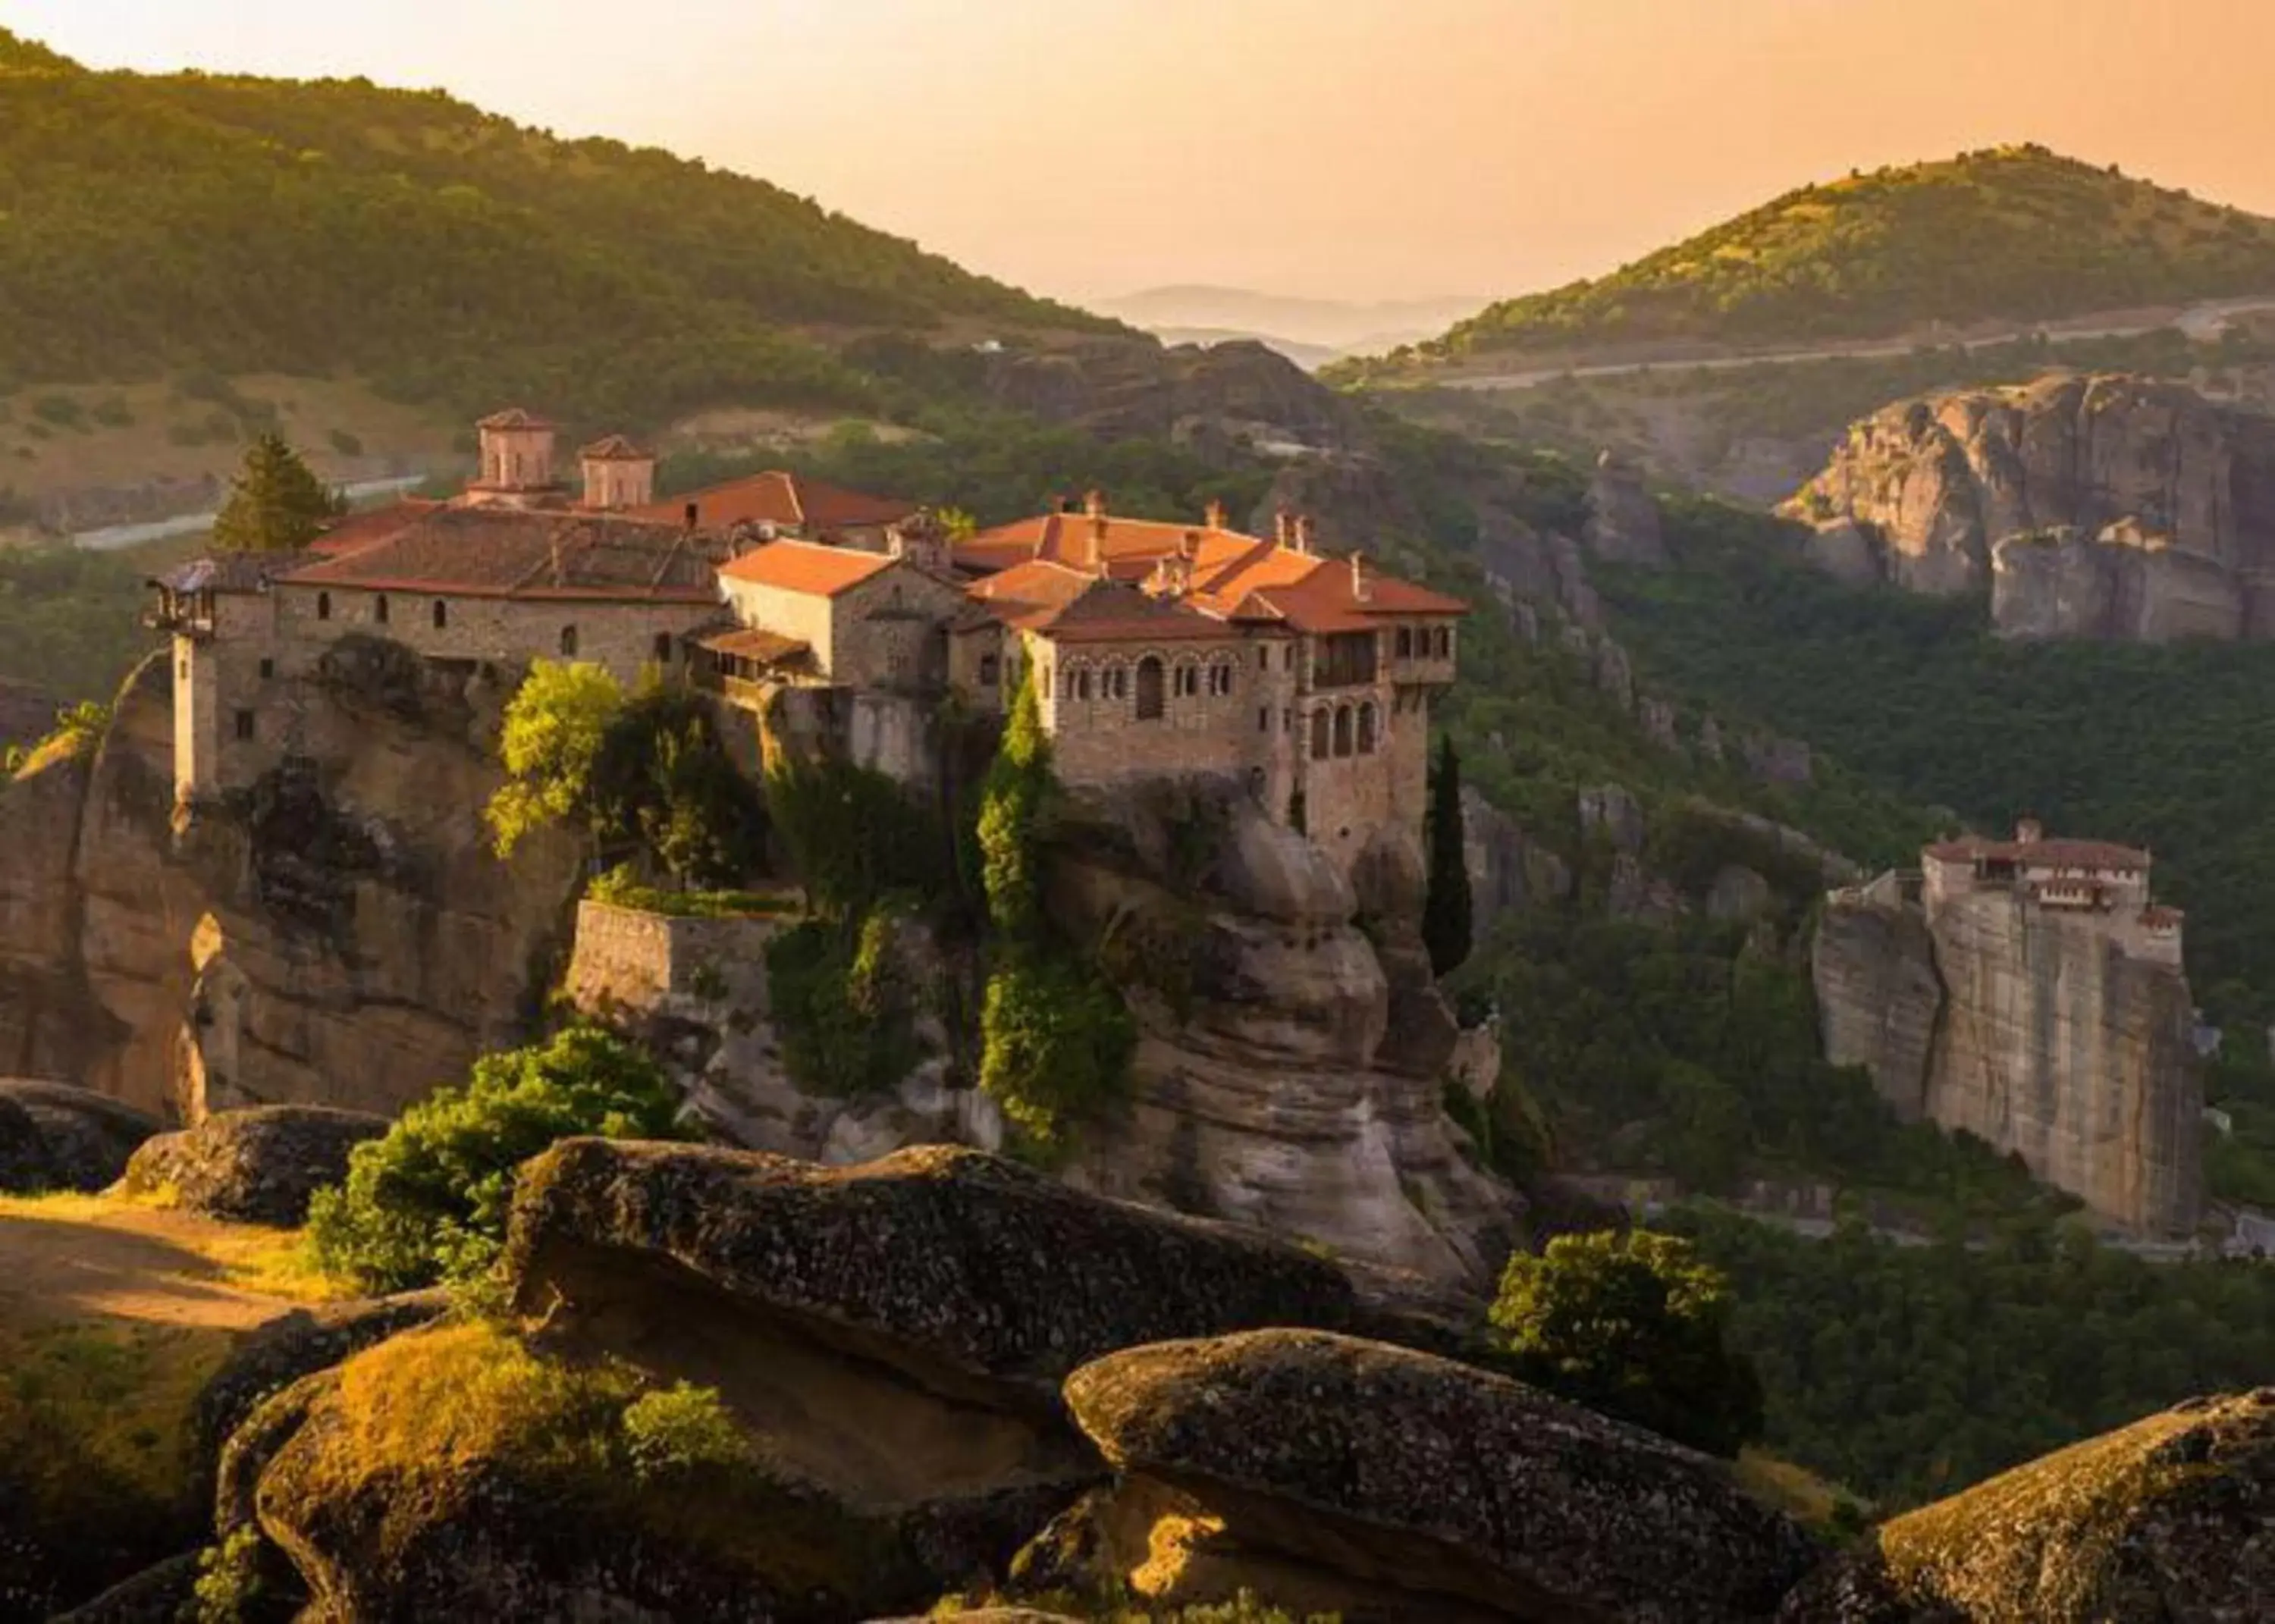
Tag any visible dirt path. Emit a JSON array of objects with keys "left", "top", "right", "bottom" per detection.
[{"left": 0, "top": 1196, "right": 323, "bottom": 1334}]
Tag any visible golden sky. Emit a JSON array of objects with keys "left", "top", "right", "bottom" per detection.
[{"left": 11, "top": 0, "right": 2275, "bottom": 303}]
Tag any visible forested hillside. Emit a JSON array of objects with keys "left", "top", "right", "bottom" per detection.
[
  {"left": 1394, "top": 146, "right": 2275, "bottom": 363},
  {"left": 0, "top": 30, "right": 1111, "bottom": 425}
]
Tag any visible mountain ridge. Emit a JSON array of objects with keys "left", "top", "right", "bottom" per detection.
[{"left": 1393, "top": 146, "right": 2275, "bottom": 365}]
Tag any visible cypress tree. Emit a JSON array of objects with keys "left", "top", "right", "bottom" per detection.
[
  {"left": 1423, "top": 732, "right": 1473, "bottom": 977},
  {"left": 212, "top": 431, "right": 343, "bottom": 552}
]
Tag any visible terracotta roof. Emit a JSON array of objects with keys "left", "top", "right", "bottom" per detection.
[
  {"left": 478, "top": 407, "right": 553, "bottom": 431},
  {"left": 969, "top": 563, "right": 1230, "bottom": 644},
  {"left": 278, "top": 507, "right": 720, "bottom": 602},
  {"left": 959, "top": 509, "right": 1469, "bottom": 635},
  {"left": 1928, "top": 835, "right": 2151, "bottom": 872},
  {"left": 634, "top": 471, "right": 918, "bottom": 535},
  {"left": 307, "top": 500, "right": 440, "bottom": 556},
  {"left": 579, "top": 434, "right": 651, "bottom": 462},
  {"left": 693, "top": 627, "right": 811, "bottom": 666},
  {"left": 717, "top": 539, "right": 899, "bottom": 598},
  {"left": 151, "top": 551, "right": 316, "bottom": 595}
]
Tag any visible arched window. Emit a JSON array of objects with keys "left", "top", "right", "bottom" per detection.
[
  {"left": 1173, "top": 660, "right": 1197, "bottom": 699},
  {"left": 652, "top": 632, "right": 673, "bottom": 663},
  {"left": 1357, "top": 701, "right": 1378, "bottom": 754},
  {"left": 1396, "top": 627, "right": 1413, "bottom": 658},
  {"left": 1109, "top": 663, "right": 1131, "bottom": 701},
  {"left": 1210, "top": 659, "right": 1235, "bottom": 697},
  {"left": 1333, "top": 705, "right": 1354, "bottom": 757},
  {"left": 1256, "top": 646, "right": 1269, "bottom": 669},
  {"left": 316, "top": 591, "right": 331, "bottom": 622},
  {"left": 1077, "top": 667, "right": 1094, "bottom": 702},
  {"left": 375, "top": 594, "right": 390, "bottom": 625},
  {"left": 432, "top": 599, "right": 448, "bottom": 630},
  {"left": 1135, "top": 656, "right": 1166, "bottom": 721},
  {"left": 560, "top": 625, "right": 579, "bottom": 657},
  {"left": 1310, "top": 708, "right": 1331, "bottom": 760},
  {"left": 1435, "top": 627, "right": 1451, "bottom": 658}
]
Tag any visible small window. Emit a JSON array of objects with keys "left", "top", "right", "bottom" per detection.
[
  {"left": 1310, "top": 709, "right": 1331, "bottom": 760},
  {"left": 653, "top": 632, "right": 673, "bottom": 663},
  {"left": 1333, "top": 706, "right": 1354, "bottom": 758},
  {"left": 232, "top": 709, "right": 256, "bottom": 742},
  {"left": 560, "top": 625, "right": 579, "bottom": 657},
  {"left": 1396, "top": 627, "right": 1414, "bottom": 658},
  {"left": 1077, "top": 669, "right": 1093, "bottom": 702},
  {"left": 1284, "top": 644, "right": 1297, "bottom": 671},
  {"left": 979, "top": 654, "right": 1001, "bottom": 686},
  {"left": 1210, "top": 660, "right": 1235, "bottom": 697},
  {"left": 259, "top": 657, "right": 275, "bottom": 680},
  {"left": 1357, "top": 701, "right": 1378, "bottom": 754},
  {"left": 1134, "top": 656, "right": 1166, "bottom": 721},
  {"left": 316, "top": 591, "right": 331, "bottom": 622},
  {"left": 1435, "top": 627, "right": 1451, "bottom": 658},
  {"left": 375, "top": 594, "right": 390, "bottom": 625},
  {"left": 1257, "top": 707, "right": 1270, "bottom": 733},
  {"left": 1257, "top": 647, "right": 1269, "bottom": 669},
  {"left": 431, "top": 599, "right": 448, "bottom": 630}
]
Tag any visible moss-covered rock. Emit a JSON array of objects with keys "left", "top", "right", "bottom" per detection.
[
  {"left": 0, "top": 1079, "right": 158, "bottom": 1191},
  {"left": 502, "top": 1139, "right": 1428, "bottom": 1409},
  {"left": 122, "top": 1104, "right": 389, "bottom": 1225},
  {"left": 1779, "top": 1388, "right": 2275, "bottom": 1622},
  {"left": 1062, "top": 1328, "right": 1820, "bottom": 1622},
  {"left": 247, "top": 1320, "right": 1067, "bottom": 1622}
]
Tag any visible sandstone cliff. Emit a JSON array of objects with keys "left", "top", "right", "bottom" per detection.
[
  {"left": 0, "top": 638, "right": 581, "bottom": 1121},
  {"left": 1787, "top": 373, "right": 2275, "bottom": 638},
  {"left": 1814, "top": 876, "right": 2201, "bottom": 1234}
]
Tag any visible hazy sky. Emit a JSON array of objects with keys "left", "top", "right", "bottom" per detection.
[{"left": 9, "top": 0, "right": 2275, "bottom": 304}]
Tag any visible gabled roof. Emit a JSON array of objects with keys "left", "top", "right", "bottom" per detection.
[
  {"left": 717, "top": 538, "right": 899, "bottom": 598},
  {"left": 968, "top": 561, "right": 1229, "bottom": 644},
  {"left": 579, "top": 434, "right": 652, "bottom": 462},
  {"left": 280, "top": 506, "right": 719, "bottom": 602},
  {"left": 635, "top": 470, "right": 918, "bottom": 535},
  {"left": 306, "top": 500, "right": 441, "bottom": 557},
  {"left": 150, "top": 551, "right": 317, "bottom": 595},
  {"left": 957, "top": 512, "right": 1250, "bottom": 577},
  {"left": 478, "top": 407, "right": 553, "bottom": 431}
]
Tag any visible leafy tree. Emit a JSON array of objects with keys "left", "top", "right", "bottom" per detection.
[
  {"left": 978, "top": 949, "right": 1134, "bottom": 1155},
  {"left": 485, "top": 660, "right": 626, "bottom": 858},
  {"left": 586, "top": 687, "right": 766, "bottom": 889},
  {"left": 1422, "top": 733, "right": 1473, "bottom": 977},
  {"left": 977, "top": 671, "right": 1050, "bottom": 936},
  {"left": 306, "top": 1023, "right": 686, "bottom": 1292},
  {"left": 1489, "top": 1228, "right": 1764, "bottom": 1458},
  {"left": 210, "top": 432, "right": 344, "bottom": 553}
]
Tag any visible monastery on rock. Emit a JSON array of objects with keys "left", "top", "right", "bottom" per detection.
[{"left": 149, "top": 409, "right": 1467, "bottom": 868}]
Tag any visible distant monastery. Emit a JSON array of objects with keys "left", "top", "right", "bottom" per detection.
[{"left": 149, "top": 409, "right": 1467, "bottom": 869}]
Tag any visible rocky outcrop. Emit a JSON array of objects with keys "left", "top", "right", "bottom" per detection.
[
  {"left": 1782, "top": 1388, "right": 2275, "bottom": 1622},
  {"left": 1815, "top": 874, "right": 2201, "bottom": 1234},
  {"left": 1584, "top": 448, "right": 1668, "bottom": 566},
  {"left": 0, "top": 1078, "right": 159, "bottom": 1191},
  {"left": 984, "top": 337, "right": 1370, "bottom": 455},
  {"left": 0, "top": 640, "right": 584, "bottom": 1122},
  {"left": 1787, "top": 374, "right": 2275, "bottom": 638},
  {"left": 1990, "top": 522, "right": 2247, "bottom": 641},
  {"left": 121, "top": 1103, "right": 388, "bottom": 1224},
  {"left": 1461, "top": 785, "right": 1574, "bottom": 938},
  {"left": 1059, "top": 1329, "right": 1820, "bottom": 1622},
  {"left": 1044, "top": 778, "right": 1517, "bottom": 1286}
]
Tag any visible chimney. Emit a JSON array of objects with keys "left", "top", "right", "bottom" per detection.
[
  {"left": 1274, "top": 509, "right": 1295, "bottom": 548},
  {"left": 1085, "top": 489, "right": 1109, "bottom": 572},
  {"left": 2016, "top": 816, "right": 2044, "bottom": 846},
  {"left": 1294, "top": 514, "right": 1317, "bottom": 555},
  {"left": 1351, "top": 550, "right": 1370, "bottom": 601},
  {"left": 1204, "top": 497, "right": 1228, "bottom": 531}
]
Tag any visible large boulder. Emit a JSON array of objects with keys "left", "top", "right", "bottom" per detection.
[
  {"left": 502, "top": 1139, "right": 1436, "bottom": 1408},
  {"left": 121, "top": 1104, "right": 389, "bottom": 1225},
  {"left": 1781, "top": 1388, "right": 2275, "bottom": 1622},
  {"left": 0, "top": 1079, "right": 160, "bottom": 1191},
  {"left": 1062, "top": 1328, "right": 1820, "bottom": 1622}
]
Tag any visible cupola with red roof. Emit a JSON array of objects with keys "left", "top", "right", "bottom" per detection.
[
  {"left": 578, "top": 434, "right": 656, "bottom": 513},
  {"left": 469, "top": 408, "right": 562, "bottom": 506}
]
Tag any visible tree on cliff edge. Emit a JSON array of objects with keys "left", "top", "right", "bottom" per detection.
[
  {"left": 212, "top": 431, "right": 344, "bottom": 553},
  {"left": 1423, "top": 734, "right": 1473, "bottom": 977}
]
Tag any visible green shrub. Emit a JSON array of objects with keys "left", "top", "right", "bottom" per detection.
[
  {"left": 1489, "top": 1228, "right": 1763, "bottom": 1459},
  {"left": 979, "top": 948, "right": 1134, "bottom": 1157},
  {"left": 622, "top": 1382, "right": 750, "bottom": 1482},
  {"left": 763, "top": 913, "right": 921, "bottom": 1098},
  {"left": 306, "top": 1023, "right": 687, "bottom": 1293},
  {"left": 764, "top": 755, "right": 953, "bottom": 917},
  {"left": 190, "top": 1526, "right": 265, "bottom": 1624}
]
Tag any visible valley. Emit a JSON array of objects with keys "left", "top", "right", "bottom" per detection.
[{"left": 2, "top": 17, "right": 2273, "bottom": 1624}]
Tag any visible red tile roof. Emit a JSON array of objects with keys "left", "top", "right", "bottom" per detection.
[
  {"left": 281, "top": 506, "right": 719, "bottom": 602},
  {"left": 1928, "top": 835, "right": 2151, "bottom": 872},
  {"left": 579, "top": 434, "right": 652, "bottom": 462},
  {"left": 959, "top": 509, "right": 1468, "bottom": 636},
  {"left": 717, "top": 539, "right": 899, "bottom": 598},
  {"left": 693, "top": 627, "right": 812, "bottom": 666},
  {"left": 307, "top": 500, "right": 440, "bottom": 556},
  {"left": 967, "top": 562, "right": 1231, "bottom": 644},
  {"left": 478, "top": 407, "right": 553, "bottom": 431},
  {"left": 635, "top": 471, "right": 918, "bottom": 535}
]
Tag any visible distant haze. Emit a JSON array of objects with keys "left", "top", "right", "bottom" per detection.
[{"left": 13, "top": 0, "right": 2275, "bottom": 312}]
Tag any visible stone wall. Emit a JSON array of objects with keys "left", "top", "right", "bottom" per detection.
[{"left": 566, "top": 899, "right": 786, "bottom": 1012}]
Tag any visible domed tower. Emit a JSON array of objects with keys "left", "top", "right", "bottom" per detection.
[
  {"left": 467, "top": 409, "right": 563, "bottom": 507},
  {"left": 578, "top": 434, "right": 657, "bottom": 511}
]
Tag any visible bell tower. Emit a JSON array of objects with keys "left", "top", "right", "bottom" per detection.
[{"left": 468, "top": 408, "right": 563, "bottom": 508}]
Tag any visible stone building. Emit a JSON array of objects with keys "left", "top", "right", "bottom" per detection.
[
  {"left": 1815, "top": 821, "right": 2201, "bottom": 1234},
  {"left": 952, "top": 494, "right": 1467, "bottom": 869}
]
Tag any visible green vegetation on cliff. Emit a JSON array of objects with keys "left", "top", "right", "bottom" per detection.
[
  {"left": 1398, "top": 146, "right": 2275, "bottom": 362},
  {"left": 0, "top": 33, "right": 1109, "bottom": 423}
]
